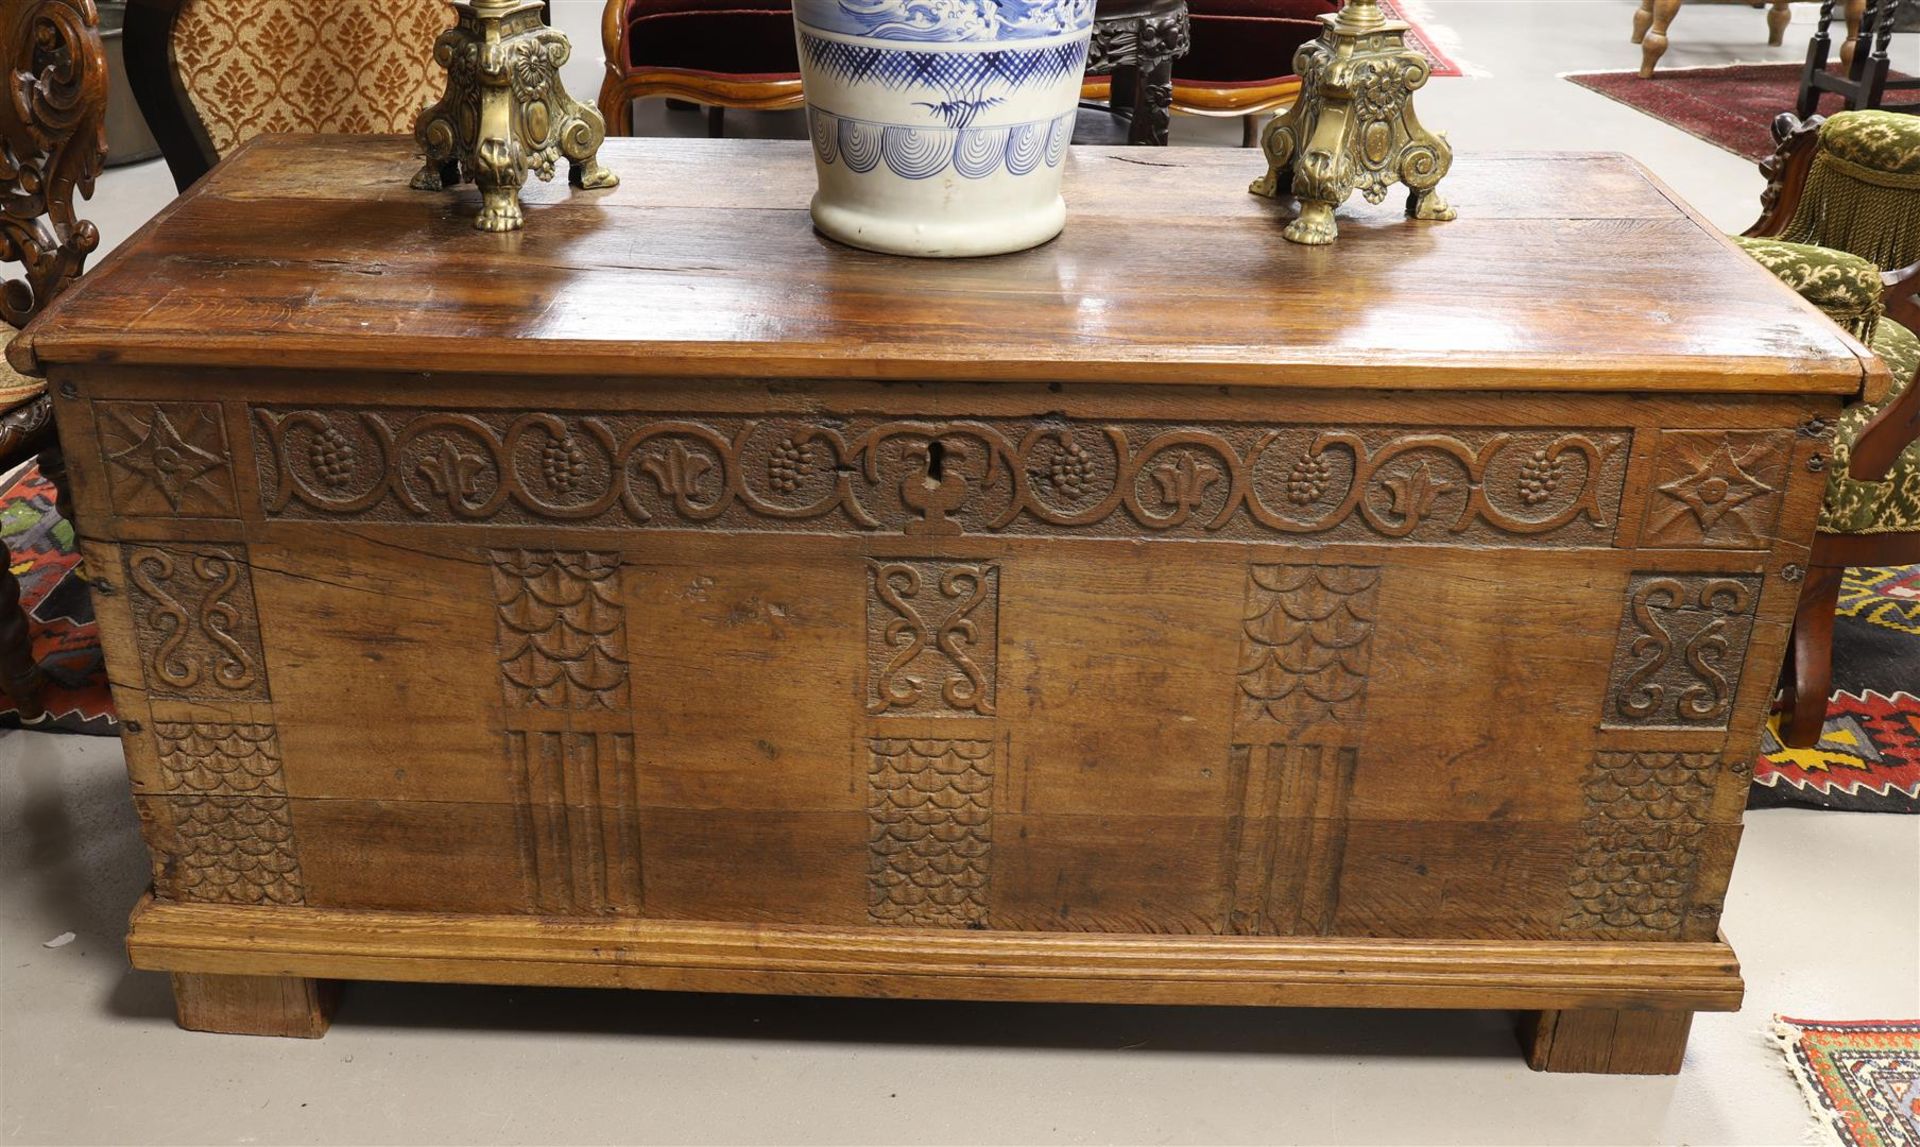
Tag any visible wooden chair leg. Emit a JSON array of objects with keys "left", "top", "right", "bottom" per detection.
[
  {"left": 171, "top": 973, "right": 335, "bottom": 1038},
  {"left": 1522, "top": 1009, "right": 1693, "bottom": 1074},
  {"left": 0, "top": 540, "right": 44, "bottom": 721},
  {"left": 1768, "top": 0, "right": 1793, "bottom": 44},
  {"left": 1781, "top": 562, "right": 1845, "bottom": 748},
  {"left": 1633, "top": 0, "right": 1656, "bottom": 43},
  {"left": 1641, "top": 0, "right": 1683, "bottom": 76},
  {"left": 598, "top": 77, "right": 634, "bottom": 138},
  {"left": 1842, "top": 0, "right": 1864, "bottom": 70}
]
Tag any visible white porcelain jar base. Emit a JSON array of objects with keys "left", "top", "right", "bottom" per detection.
[{"left": 811, "top": 192, "right": 1067, "bottom": 258}]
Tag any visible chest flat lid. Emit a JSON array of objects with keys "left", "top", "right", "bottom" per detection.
[{"left": 16, "top": 135, "right": 1876, "bottom": 396}]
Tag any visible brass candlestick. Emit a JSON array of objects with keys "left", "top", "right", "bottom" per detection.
[
  {"left": 1249, "top": 0, "right": 1454, "bottom": 246},
  {"left": 412, "top": 0, "right": 618, "bottom": 232}
]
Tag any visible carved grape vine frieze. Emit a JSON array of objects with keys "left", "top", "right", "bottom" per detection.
[
  {"left": 1640, "top": 431, "right": 1791, "bottom": 549},
  {"left": 1604, "top": 574, "right": 1762, "bottom": 729},
  {"left": 867, "top": 560, "right": 998, "bottom": 717},
  {"left": 1562, "top": 751, "right": 1716, "bottom": 937},
  {"left": 97, "top": 401, "right": 236, "bottom": 517},
  {"left": 868, "top": 737, "right": 995, "bottom": 928},
  {"left": 149, "top": 721, "right": 303, "bottom": 906},
  {"left": 124, "top": 544, "right": 269, "bottom": 701},
  {"left": 254, "top": 408, "right": 1629, "bottom": 545},
  {"left": 1238, "top": 564, "right": 1381, "bottom": 726},
  {"left": 489, "top": 550, "right": 630, "bottom": 710}
]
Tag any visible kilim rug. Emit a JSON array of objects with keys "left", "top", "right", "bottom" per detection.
[
  {"left": 1566, "top": 63, "right": 1920, "bottom": 162},
  {"left": 1772, "top": 1017, "right": 1920, "bottom": 1147},
  {"left": 1754, "top": 565, "right": 1920, "bottom": 813},
  {"left": 0, "top": 460, "right": 116, "bottom": 736}
]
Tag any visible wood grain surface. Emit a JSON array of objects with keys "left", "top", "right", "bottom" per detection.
[
  {"left": 40, "top": 136, "right": 1863, "bottom": 1068},
  {"left": 14, "top": 136, "right": 1878, "bottom": 395}
]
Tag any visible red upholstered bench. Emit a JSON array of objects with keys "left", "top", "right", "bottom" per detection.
[{"left": 597, "top": 0, "right": 1340, "bottom": 142}]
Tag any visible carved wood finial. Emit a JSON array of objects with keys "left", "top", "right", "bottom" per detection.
[{"left": 1, "top": 0, "right": 108, "bottom": 335}]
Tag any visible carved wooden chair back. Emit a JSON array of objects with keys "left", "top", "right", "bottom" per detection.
[
  {"left": 0, "top": 0, "right": 109, "bottom": 719},
  {"left": 124, "top": 0, "right": 465, "bottom": 190}
]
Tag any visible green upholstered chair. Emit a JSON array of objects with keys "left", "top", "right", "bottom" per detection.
[{"left": 1741, "top": 109, "right": 1920, "bottom": 748}]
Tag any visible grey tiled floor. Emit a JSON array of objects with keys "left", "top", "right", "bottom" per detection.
[{"left": 3, "top": 2, "right": 1918, "bottom": 1144}]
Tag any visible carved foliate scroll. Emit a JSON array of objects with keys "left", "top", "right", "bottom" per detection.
[
  {"left": 1605, "top": 574, "right": 1763, "bottom": 729},
  {"left": 1640, "top": 431, "right": 1791, "bottom": 549},
  {"left": 868, "top": 738, "right": 995, "bottom": 927},
  {"left": 867, "top": 560, "right": 998, "bottom": 717},
  {"left": 96, "top": 401, "right": 238, "bottom": 517},
  {"left": 1, "top": 0, "right": 107, "bottom": 332},
  {"left": 1563, "top": 752, "right": 1716, "bottom": 936},
  {"left": 148, "top": 721, "right": 303, "bottom": 906},
  {"left": 255, "top": 409, "right": 1628, "bottom": 546},
  {"left": 1238, "top": 564, "right": 1381, "bottom": 726},
  {"left": 124, "top": 544, "right": 269, "bottom": 701}
]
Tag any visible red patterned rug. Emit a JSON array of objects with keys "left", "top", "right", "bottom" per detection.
[
  {"left": 1772, "top": 1017, "right": 1920, "bottom": 1147},
  {"left": 1377, "top": 0, "right": 1466, "bottom": 79},
  {"left": 1567, "top": 63, "right": 1920, "bottom": 162},
  {"left": 0, "top": 461, "right": 115, "bottom": 736},
  {"left": 1754, "top": 565, "right": 1920, "bottom": 814}
]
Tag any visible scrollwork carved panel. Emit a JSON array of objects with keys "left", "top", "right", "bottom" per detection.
[
  {"left": 124, "top": 543, "right": 269, "bottom": 701},
  {"left": 867, "top": 560, "right": 998, "bottom": 717},
  {"left": 1603, "top": 574, "right": 1763, "bottom": 729},
  {"left": 254, "top": 408, "right": 1630, "bottom": 546}
]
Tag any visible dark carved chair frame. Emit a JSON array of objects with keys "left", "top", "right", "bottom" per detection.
[
  {"left": 0, "top": 0, "right": 108, "bottom": 718},
  {"left": 126, "top": 0, "right": 553, "bottom": 192},
  {"left": 1748, "top": 113, "right": 1920, "bottom": 746},
  {"left": 1798, "top": 0, "right": 1920, "bottom": 120}
]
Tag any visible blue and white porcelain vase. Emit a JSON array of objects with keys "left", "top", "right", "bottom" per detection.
[{"left": 793, "top": 0, "right": 1096, "bottom": 256}]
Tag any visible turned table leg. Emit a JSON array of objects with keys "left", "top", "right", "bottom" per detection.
[
  {"left": 1640, "top": 0, "right": 1683, "bottom": 76},
  {"left": 1633, "top": 0, "right": 1656, "bottom": 43},
  {"left": 1768, "top": 0, "right": 1794, "bottom": 45},
  {"left": 171, "top": 972, "right": 335, "bottom": 1038},
  {"left": 1523, "top": 1009, "right": 1694, "bottom": 1074}
]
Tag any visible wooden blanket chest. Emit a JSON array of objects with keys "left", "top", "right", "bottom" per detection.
[{"left": 15, "top": 136, "right": 1883, "bottom": 1072}]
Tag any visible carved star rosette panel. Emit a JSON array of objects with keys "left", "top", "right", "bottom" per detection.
[
  {"left": 1640, "top": 430, "right": 1791, "bottom": 549},
  {"left": 97, "top": 401, "right": 237, "bottom": 517},
  {"left": 253, "top": 409, "right": 1629, "bottom": 546}
]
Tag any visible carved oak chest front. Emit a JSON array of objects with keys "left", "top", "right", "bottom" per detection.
[{"left": 17, "top": 137, "right": 1881, "bottom": 1072}]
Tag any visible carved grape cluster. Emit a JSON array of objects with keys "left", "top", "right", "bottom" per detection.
[
  {"left": 1046, "top": 439, "right": 1094, "bottom": 498},
  {"left": 769, "top": 437, "right": 816, "bottom": 494},
  {"left": 1519, "top": 448, "right": 1563, "bottom": 506},
  {"left": 310, "top": 426, "right": 356, "bottom": 489},
  {"left": 1286, "top": 453, "right": 1330, "bottom": 505},
  {"left": 542, "top": 437, "right": 588, "bottom": 494}
]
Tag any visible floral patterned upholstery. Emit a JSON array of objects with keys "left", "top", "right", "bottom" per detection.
[
  {"left": 172, "top": 0, "right": 453, "bottom": 157},
  {"left": 1821, "top": 319, "right": 1920, "bottom": 535},
  {"left": 1733, "top": 235, "right": 1884, "bottom": 343}
]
